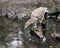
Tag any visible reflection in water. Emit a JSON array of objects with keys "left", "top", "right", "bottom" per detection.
[{"left": 8, "top": 30, "right": 24, "bottom": 48}]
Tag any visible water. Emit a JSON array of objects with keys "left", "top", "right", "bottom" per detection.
[{"left": 8, "top": 30, "right": 24, "bottom": 48}]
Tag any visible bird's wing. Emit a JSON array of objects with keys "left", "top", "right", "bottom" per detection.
[{"left": 24, "top": 17, "right": 38, "bottom": 29}]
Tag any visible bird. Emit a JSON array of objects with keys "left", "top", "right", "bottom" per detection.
[{"left": 24, "top": 7, "right": 49, "bottom": 29}]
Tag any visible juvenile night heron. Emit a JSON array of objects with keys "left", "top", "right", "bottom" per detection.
[{"left": 24, "top": 7, "right": 49, "bottom": 29}]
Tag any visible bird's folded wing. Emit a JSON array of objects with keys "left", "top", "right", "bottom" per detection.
[{"left": 24, "top": 17, "right": 38, "bottom": 29}]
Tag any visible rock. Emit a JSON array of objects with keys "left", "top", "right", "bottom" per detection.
[{"left": 51, "top": 33, "right": 60, "bottom": 38}]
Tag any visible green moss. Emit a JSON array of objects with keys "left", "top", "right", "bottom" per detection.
[
  {"left": 49, "top": 6, "right": 60, "bottom": 13},
  {"left": 49, "top": 6, "right": 57, "bottom": 13}
]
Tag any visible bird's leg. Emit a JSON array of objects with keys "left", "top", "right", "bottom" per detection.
[
  {"left": 39, "top": 23, "right": 46, "bottom": 43},
  {"left": 33, "top": 21, "right": 37, "bottom": 29},
  {"left": 42, "top": 36, "right": 46, "bottom": 43}
]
